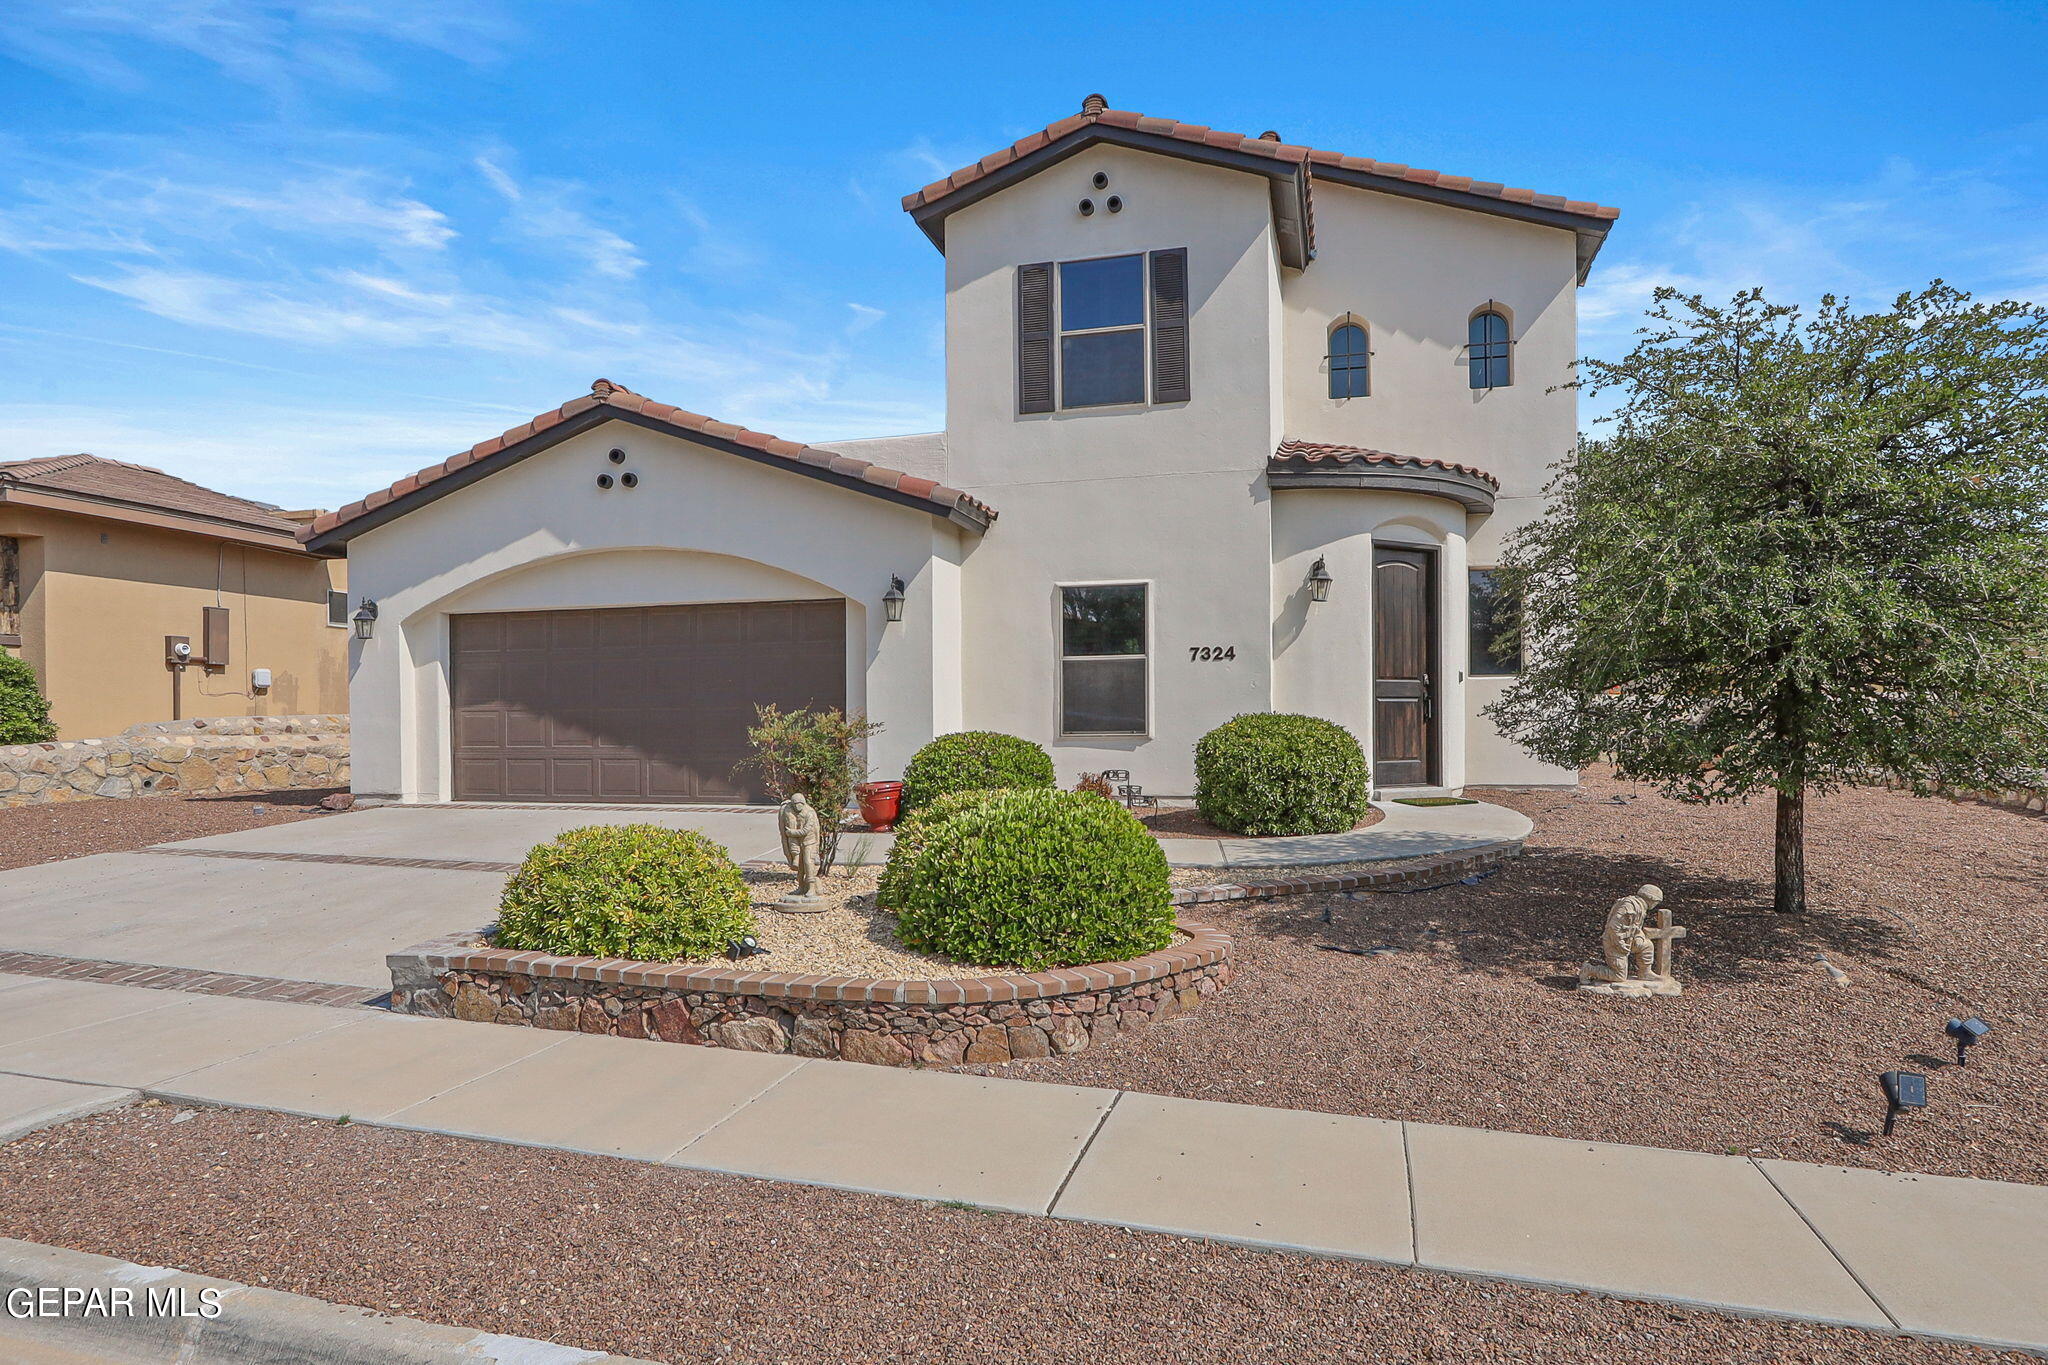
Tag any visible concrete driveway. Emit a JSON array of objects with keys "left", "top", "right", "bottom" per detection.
[{"left": 0, "top": 803, "right": 805, "bottom": 992}]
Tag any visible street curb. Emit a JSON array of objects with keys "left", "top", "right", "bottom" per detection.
[{"left": 0, "top": 1236, "right": 660, "bottom": 1364}]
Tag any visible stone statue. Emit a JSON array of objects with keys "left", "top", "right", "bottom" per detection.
[
  {"left": 1579, "top": 884, "right": 1685, "bottom": 996},
  {"left": 773, "top": 791, "right": 824, "bottom": 912}
]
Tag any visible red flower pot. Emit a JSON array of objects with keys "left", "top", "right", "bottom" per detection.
[{"left": 855, "top": 780, "right": 904, "bottom": 831}]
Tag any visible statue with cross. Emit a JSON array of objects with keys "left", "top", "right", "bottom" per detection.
[{"left": 1579, "top": 884, "right": 1686, "bottom": 997}]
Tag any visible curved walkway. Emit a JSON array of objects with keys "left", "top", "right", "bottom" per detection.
[{"left": 1156, "top": 798, "right": 1530, "bottom": 868}]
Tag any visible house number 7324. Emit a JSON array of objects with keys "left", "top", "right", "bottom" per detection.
[{"left": 1188, "top": 645, "right": 1236, "bottom": 661}]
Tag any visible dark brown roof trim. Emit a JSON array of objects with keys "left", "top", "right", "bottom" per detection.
[
  {"left": 301, "top": 382, "right": 994, "bottom": 555},
  {"left": 0, "top": 484, "right": 308, "bottom": 546},
  {"left": 1268, "top": 439, "right": 1499, "bottom": 513},
  {"left": 908, "top": 122, "right": 1315, "bottom": 271}
]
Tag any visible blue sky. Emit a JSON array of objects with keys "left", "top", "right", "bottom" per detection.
[{"left": 2, "top": 0, "right": 2044, "bottom": 511}]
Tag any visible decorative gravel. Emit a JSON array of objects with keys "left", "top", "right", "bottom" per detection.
[
  {"left": 0, "top": 786, "right": 339, "bottom": 871},
  {"left": 960, "top": 768, "right": 2048, "bottom": 1186},
  {"left": 0, "top": 1104, "right": 2023, "bottom": 1365}
]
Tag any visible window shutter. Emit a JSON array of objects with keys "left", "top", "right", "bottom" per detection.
[
  {"left": 1149, "top": 247, "right": 1190, "bottom": 403},
  {"left": 1016, "top": 262, "right": 1055, "bottom": 414}
]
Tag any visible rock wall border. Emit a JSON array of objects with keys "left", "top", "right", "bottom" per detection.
[{"left": 0, "top": 714, "right": 348, "bottom": 808}]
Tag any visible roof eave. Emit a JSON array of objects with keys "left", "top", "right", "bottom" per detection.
[
  {"left": 1305, "top": 161, "right": 1616, "bottom": 283},
  {"left": 300, "top": 406, "right": 990, "bottom": 556},
  {"left": 1267, "top": 466, "right": 1498, "bottom": 514},
  {"left": 0, "top": 483, "right": 308, "bottom": 548},
  {"left": 909, "top": 124, "right": 1314, "bottom": 270}
]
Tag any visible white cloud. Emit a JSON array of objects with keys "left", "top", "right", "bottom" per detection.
[
  {"left": 845, "top": 302, "right": 885, "bottom": 334},
  {"left": 0, "top": 0, "right": 511, "bottom": 97},
  {"left": 475, "top": 154, "right": 644, "bottom": 280}
]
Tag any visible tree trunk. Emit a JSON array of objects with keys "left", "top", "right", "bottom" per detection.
[{"left": 1774, "top": 783, "right": 1806, "bottom": 913}]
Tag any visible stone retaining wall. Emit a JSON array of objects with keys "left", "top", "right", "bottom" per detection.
[
  {"left": 0, "top": 714, "right": 348, "bottom": 808},
  {"left": 389, "top": 920, "right": 1233, "bottom": 1068}
]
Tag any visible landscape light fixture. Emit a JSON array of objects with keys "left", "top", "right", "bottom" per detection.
[
  {"left": 1878, "top": 1069, "right": 1927, "bottom": 1137},
  {"left": 1945, "top": 1017, "right": 1991, "bottom": 1067},
  {"left": 726, "top": 935, "right": 768, "bottom": 961},
  {"left": 350, "top": 599, "right": 378, "bottom": 641},
  {"left": 883, "top": 574, "right": 906, "bottom": 624},
  {"left": 1307, "top": 556, "right": 1334, "bottom": 604}
]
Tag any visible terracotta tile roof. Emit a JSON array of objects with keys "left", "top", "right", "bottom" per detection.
[
  {"left": 902, "top": 102, "right": 1621, "bottom": 224},
  {"left": 301, "top": 380, "right": 995, "bottom": 545},
  {"left": 0, "top": 452, "right": 302, "bottom": 537},
  {"left": 1270, "top": 438, "right": 1501, "bottom": 489}
]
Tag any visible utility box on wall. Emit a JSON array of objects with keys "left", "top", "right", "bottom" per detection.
[{"left": 202, "top": 605, "right": 230, "bottom": 669}]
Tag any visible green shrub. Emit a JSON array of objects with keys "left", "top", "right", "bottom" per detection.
[
  {"left": 0, "top": 654, "right": 55, "bottom": 744},
  {"left": 1194, "top": 713, "right": 1372, "bottom": 836},
  {"left": 874, "top": 787, "right": 1007, "bottom": 912},
  {"left": 899, "top": 731, "right": 1054, "bottom": 814},
  {"left": 737, "top": 703, "right": 882, "bottom": 871},
  {"left": 496, "top": 824, "right": 756, "bottom": 962},
  {"left": 891, "top": 788, "right": 1175, "bottom": 970}
]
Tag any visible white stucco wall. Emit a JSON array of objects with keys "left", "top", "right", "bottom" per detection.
[
  {"left": 940, "top": 144, "right": 1285, "bottom": 793},
  {"left": 342, "top": 423, "right": 964, "bottom": 801}
]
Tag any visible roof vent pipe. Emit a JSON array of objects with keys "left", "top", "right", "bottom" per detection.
[{"left": 1081, "top": 93, "right": 1108, "bottom": 116}]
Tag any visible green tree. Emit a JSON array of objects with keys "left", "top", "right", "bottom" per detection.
[
  {"left": 0, "top": 654, "right": 56, "bottom": 744},
  {"left": 1488, "top": 283, "right": 2048, "bottom": 913}
]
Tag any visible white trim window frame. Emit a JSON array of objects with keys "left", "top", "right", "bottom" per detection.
[
  {"left": 1055, "top": 579, "right": 1152, "bottom": 737},
  {"left": 1056, "top": 253, "right": 1150, "bottom": 410}
]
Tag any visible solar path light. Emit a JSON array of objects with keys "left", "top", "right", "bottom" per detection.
[
  {"left": 1878, "top": 1070, "right": 1927, "bottom": 1137},
  {"left": 1945, "top": 1016, "right": 1990, "bottom": 1067}
]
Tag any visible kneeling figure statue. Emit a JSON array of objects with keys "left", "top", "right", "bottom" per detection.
[{"left": 1579, "top": 884, "right": 1685, "bottom": 997}]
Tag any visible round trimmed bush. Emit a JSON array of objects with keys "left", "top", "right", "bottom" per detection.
[
  {"left": 891, "top": 788, "right": 1175, "bottom": 971},
  {"left": 0, "top": 654, "right": 56, "bottom": 744},
  {"left": 1194, "top": 713, "right": 1372, "bottom": 836},
  {"left": 874, "top": 787, "right": 1006, "bottom": 912},
  {"left": 898, "top": 730, "right": 1054, "bottom": 815},
  {"left": 496, "top": 824, "right": 756, "bottom": 962}
]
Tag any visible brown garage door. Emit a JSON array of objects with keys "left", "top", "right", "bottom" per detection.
[{"left": 451, "top": 601, "right": 845, "bottom": 803}]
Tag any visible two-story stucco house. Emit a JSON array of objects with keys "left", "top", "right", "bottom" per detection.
[{"left": 303, "top": 99, "right": 1618, "bottom": 805}]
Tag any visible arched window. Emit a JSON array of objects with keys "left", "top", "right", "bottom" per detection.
[
  {"left": 1328, "top": 322, "right": 1369, "bottom": 398},
  {"left": 1468, "top": 310, "right": 1511, "bottom": 389}
]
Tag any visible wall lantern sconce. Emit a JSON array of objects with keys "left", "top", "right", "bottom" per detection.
[
  {"left": 351, "top": 598, "right": 379, "bottom": 641},
  {"left": 1946, "top": 1016, "right": 1990, "bottom": 1066},
  {"left": 883, "top": 575, "right": 906, "bottom": 624},
  {"left": 1307, "top": 557, "right": 1334, "bottom": 604}
]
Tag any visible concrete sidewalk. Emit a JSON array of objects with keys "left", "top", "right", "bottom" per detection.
[{"left": 2, "top": 972, "right": 2042, "bottom": 1357}]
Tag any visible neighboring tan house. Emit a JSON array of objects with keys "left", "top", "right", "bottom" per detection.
[
  {"left": 303, "top": 98, "right": 1619, "bottom": 804},
  {"left": 0, "top": 454, "right": 349, "bottom": 738}
]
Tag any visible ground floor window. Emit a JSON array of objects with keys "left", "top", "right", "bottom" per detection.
[
  {"left": 1468, "top": 569, "right": 1522, "bottom": 675},
  {"left": 1060, "top": 582, "right": 1148, "bottom": 734}
]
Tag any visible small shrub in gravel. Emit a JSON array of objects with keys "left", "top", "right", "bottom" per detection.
[
  {"left": 891, "top": 788, "right": 1174, "bottom": 970},
  {"left": 0, "top": 654, "right": 56, "bottom": 744},
  {"left": 898, "top": 731, "right": 1054, "bottom": 815},
  {"left": 496, "top": 824, "right": 755, "bottom": 962},
  {"left": 1195, "top": 713, "right": 1372, "bottom": 836},
  {"left": 874, "top": 788, "right": 1006, "bottom": 912}
]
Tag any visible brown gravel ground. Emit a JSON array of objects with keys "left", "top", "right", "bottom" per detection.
[
  {"left": 0, "top": 787, "right": 342, "bottom": 871},
  {"left": 962, "top": 767, "right": 2048, "bottom": 1185},
  {"left": 0, "top": 1104, "right": 2026, "bottom": 1365}
]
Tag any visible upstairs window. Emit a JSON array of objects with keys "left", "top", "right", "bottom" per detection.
[
  {"left": 1060, "top": 583, "right": 1149, "bottom": 734},
  {"left": 1468, "top": 310, "right": 1511, "bottom": 389},
  {"left": 326, "top": 589, "right": 350, "bottom": 628},
  {"left": 1328, "top": 321, "right": 1369, "bottom": 398},
  {"left": 1468, "top": 569, "right": 1523, "bottom": 675},
  {"left": 1059, "top": 255, "right": 1146, "bottom": 408},
  {"left": 1016, "top": 249, "right": 1189, "bottom": 413}
]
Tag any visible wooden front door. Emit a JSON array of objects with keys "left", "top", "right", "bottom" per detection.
[{"left": 1373, "top": 546, "right": 1436, "bottom": 786}]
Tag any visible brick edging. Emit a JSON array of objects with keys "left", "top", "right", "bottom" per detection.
[
  {"left": 0, "top": 950, "right": 380, "bottom": 1009},
  {"left": 389, "top": 918, "right": 1233, "bottom": 1009}
]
